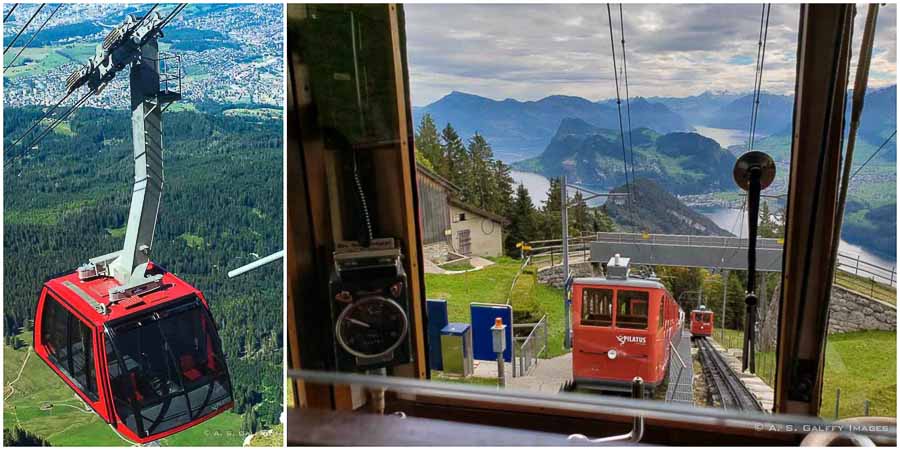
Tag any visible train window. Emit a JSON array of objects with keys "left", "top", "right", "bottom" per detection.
[
  {"left": 41, "top": 296, "right": 98, "bottom": 400},
  {"left": 582, "top": 288, "right": 613, "bottom": 326},
  {"left": 658, "top": 299, "right": 664, "bottom": 330},
  {"left": 616, "top": 290, "right": 649, "bottom": 330}
]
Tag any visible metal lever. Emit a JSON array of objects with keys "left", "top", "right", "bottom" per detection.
[{"left": 567, "top": 377, "right": 645, "bottom": 444}]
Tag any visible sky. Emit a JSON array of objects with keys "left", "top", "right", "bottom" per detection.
[{"left": 405, "top": 4, "right": 897, "bottom": 106}]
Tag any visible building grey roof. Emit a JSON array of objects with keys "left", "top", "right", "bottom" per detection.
[{"left": 448, "top": 197, "right": 509, "bottom": 225}]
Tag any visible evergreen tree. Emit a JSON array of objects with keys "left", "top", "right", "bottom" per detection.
[
  {"left": 415, "top": 114, "right": 443, "bottom": 172},
  {"left": 505, "top": 184, "right": 537, "bottom": 256},
  {"left": 440, "top": 124, "right": 467, "bottom": 185},
  {"left": 491, "top": 160, "right": 515, "bottom": 216},
  {"left": 4, "top": 426, "right": 50, "bottom": 446},
  {"left": 464, "top": 133, "right": 494, "bottom": 208}
]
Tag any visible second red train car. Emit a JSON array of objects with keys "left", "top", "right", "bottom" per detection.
[
  {"left": 690, "top": 308, "right": 715, "bottom": 338},
  {"left": 571, "top": 256, "right": 682, "bottom": 393}
]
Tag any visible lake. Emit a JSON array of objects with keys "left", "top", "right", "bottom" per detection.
[
  {"left": 692, "top": 126, "right": 752, "bottom": 149},
  {"left": 701, "top": 207, "right": 895, "bottom": 270},
  {"left": 510, "top": 170, "right": 608, "bottom": 208}
]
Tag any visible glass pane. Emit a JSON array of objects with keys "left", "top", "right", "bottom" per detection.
[
  {"left": 616, "top": 290, "right": 649, "bottom": 330},
  {"left": 581, "top": 288, "right": 613, "bottom": 327},
  {"left": 108, "top": 297, "right": 232, "bottom": 438}
]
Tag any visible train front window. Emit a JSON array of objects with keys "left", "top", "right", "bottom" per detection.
[
  {"left": 106, "top": 296, "right": 233, "bottom": 438},
  {"left": 581, "top": 288, "right": 613, "bottom": 326},
  {"left": 616, "top": 290, "right": 649, "bottom": 330}
]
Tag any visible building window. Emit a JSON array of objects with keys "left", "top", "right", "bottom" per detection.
[{"left": 458, "top": 213, "right": 466, "bottom": 221}]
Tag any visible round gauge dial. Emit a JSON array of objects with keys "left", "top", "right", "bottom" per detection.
[{"left": 335, "top": 295, "right": 409, "bottom": 359}]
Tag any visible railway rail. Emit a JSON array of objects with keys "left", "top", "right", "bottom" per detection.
[{"left": 696, "top": 337, "right": 762, "bottom": 412}]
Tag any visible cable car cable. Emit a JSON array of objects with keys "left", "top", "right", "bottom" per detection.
[
  {"left": 3, "top": 3, "right": 19, "bottom": 22},
  {"left": 4, "top": 4, "right": 61, "bottom": 71},
  {"left": 849, "top": 130, "right": 895, "bottom": 181},
  {"left": 6, "top": 90, "right": 92, "bottom": 163},
  {"left": 3, "top": 3, "right": 45, "bottom": 54},
  {"left": 8, "top": 88, "right": 76, "bottom": 149},
  {"left": 8, "top": 3, "right": 179, "bottom": 159},
  {"left": 746, "top": 4, "right": 766, "bottom": 151}
]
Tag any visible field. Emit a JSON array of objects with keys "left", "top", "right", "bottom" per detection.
[
  {"left": 3, "top": 333, "right": 246, "bottom": 446},
  {"left": 424, "top": 256, "right": 567, "bottom": 358},
  {"left": 714, "top": 329, "right": 896, "bottom": 419}
]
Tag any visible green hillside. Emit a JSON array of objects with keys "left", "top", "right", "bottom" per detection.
[
  {"left": 3, "top": 106, "right": 283, "bottom": 444},
  {"left": 3, "top": 333, "right": 244, "bottom": 446}
]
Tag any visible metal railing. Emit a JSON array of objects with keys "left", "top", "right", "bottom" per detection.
[
  {"left": 665, "top": 340, "right": 688, "bottom": 403},
  {"left": 513, "top": 314, "right": 548, "bottom": 376},
  {"left": 524, "top": 233, "right": 895, "bottom": 288},
  {"left": 835, "top": 252, "right": 896, "bottom": 288}
]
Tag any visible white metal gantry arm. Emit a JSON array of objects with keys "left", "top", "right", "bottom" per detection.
[{"left": 75, "top": 12, "right": 181, "bottom": 302}]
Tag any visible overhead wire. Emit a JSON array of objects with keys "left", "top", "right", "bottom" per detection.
[
  {"left": 3, "top": 3, "right": 45, "bottom": 54},
  {"left": 3, "top": 3, "right": 19, "bottom": 23},
  {"left": 618, "top": 4, "right": 637, "bottom": 195},
  {"left": 747, "top": 4, "right": 771, "bottom": 152},
  {"left": 7, "top": 3, "right": 184, "bottom": 160},
  {"left": 849, "top": 130, "right": 895, "bottom": 181},
  {"left": 4, "top": 4, "right": 61, "bottom": 71},
  {"left": 606, "top": 4, "right": 635, "bottom": 233}
]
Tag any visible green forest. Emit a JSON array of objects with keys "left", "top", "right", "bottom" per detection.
[{"left": 3, "top": 105, "right": 283, "bottom": 439}]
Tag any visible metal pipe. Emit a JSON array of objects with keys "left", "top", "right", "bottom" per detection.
[{"left": 227, "top": 250, "right": 285, "bottom": 278}]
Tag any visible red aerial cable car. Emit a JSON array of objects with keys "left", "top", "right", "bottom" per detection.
[{"left": 31, "top": 11, "right": 233, "bottom": 444}]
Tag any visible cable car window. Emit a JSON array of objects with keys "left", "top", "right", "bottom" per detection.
[
  {"left": 40, "top": 296, "right": 98, "bottom": 401},
  {"left": 616, "top": 290, "right": 649, "bottom": 330},
  {"left": 106, "top": 296, "right": 233, "bottom": 438},
  {"left": 581, "top": 288, "right": 613, "bottom": 326}
]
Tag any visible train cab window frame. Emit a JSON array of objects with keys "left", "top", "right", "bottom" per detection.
[
  {"left": 40, "top": 293, "right": 99, "bottom": 401},
  {"left": 581, "top": 287, "right": 613, "bottom": 327},
  {"left": 615, "top": 289, "right": 649, "bottom": 330}
]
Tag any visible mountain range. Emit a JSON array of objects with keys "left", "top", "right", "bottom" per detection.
[
  {"left": 414, "top": 85, "right": 897, "bottom": 163},
  {"left": 412, "top": 91, "right": 692, "bottom": 161},
  {"left": 513, "top": 118, "right": 736, "bottom": 195},
  {"left": 602, "top": 178, "right": 730, "bottom": 236}
]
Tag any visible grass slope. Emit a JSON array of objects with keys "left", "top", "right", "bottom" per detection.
[
  {"left": 715, "top": 329, "right": 896, "bottom": 419},
  {"left": 424, "top": 256, "right": 567, "bottom": 358},
  {"left": 4, "top": 333, "right": 245, "bottom": 446}
]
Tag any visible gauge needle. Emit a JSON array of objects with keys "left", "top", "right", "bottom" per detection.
[{"left": 348, "top": 318, "right": 371, "bottom": 328}]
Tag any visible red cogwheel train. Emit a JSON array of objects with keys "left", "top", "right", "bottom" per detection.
[
  {"left": 690, "top": 307, "right": 715, "bottom": 338},
  {"left": 571, "top": 255, "right": 684, "bottom": 392}
]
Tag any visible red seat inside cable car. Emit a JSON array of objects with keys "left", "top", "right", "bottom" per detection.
[{"left": 33, "top": 264, "right": 234, "bottom": 444}]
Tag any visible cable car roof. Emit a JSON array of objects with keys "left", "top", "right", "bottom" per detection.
[{"left": 44, "top": 264, "right": 200, "bottom": 325}]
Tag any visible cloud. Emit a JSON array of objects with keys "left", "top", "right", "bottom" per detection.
[{"left": 405, "top": 4, "right": 896, "bottom": 106}]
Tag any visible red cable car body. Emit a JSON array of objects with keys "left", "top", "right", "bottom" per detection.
[
  {"left": 571, "top": 257, "right": 682, "bottom": 392},
  {"left": 33, "top": 265, "right": 234, "bottom": 444},
  {"left": 690, "top": 309, "right": 715, "bottom": 338},
  {"left": 27, "top": 11, "right": 235, "bottom": 444}
]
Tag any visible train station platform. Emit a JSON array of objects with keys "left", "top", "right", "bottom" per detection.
[{"left": 666, "top": 330, "right": 694, "bottom": 405}]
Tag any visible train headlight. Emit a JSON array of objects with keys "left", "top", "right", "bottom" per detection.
[{"left": 607, "top": 349, "right": 617, "bottom": 360}]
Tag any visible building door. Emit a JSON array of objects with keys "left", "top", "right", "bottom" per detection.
[{"left": 457, "top": 229, "right": 471, "bottom": 255}]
